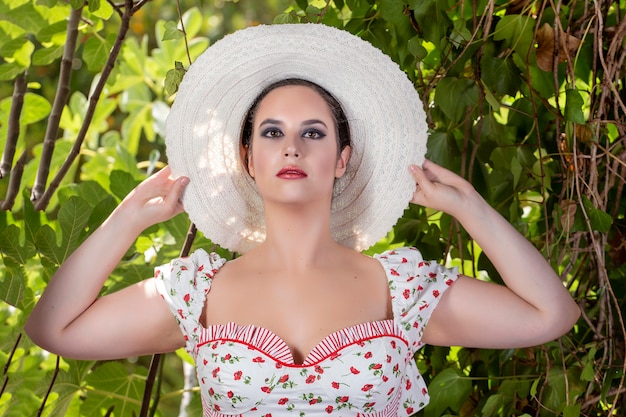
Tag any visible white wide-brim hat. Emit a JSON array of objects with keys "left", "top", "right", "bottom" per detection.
[{"left": 166, "top": 23, "right": 427, "bottom": 253}]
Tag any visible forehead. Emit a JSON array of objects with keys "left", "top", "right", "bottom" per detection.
[{"left": 254, "top": 85, "right": 334, "bottom": 120}]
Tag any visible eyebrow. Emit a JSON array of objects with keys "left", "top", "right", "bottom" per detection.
[{"left": 258, "top": 118, "right": 329, "bottom": 128}]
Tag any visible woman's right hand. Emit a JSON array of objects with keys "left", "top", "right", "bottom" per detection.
[{"left": 117, "top": 166, "right": 189, "bottom": 232}]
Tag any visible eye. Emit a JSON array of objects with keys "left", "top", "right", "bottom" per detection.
[
  {"left": 302, "top": 129, "right": 326, "bottom": 139},
  {"left": 261, "top": 127, "right": 283, "bottom": 138}
]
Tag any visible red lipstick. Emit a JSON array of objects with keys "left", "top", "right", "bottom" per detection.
[{"left": 277, "top": 166, "right": 307, "bottom": 179}]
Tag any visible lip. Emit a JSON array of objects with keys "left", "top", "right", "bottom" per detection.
[{"left": 276, "top": 166, "right": 308, "bottom": 179}]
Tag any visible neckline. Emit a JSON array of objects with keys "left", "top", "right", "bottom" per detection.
[{"left": 198, "top": 318, "right": 403, "bottom": 366}]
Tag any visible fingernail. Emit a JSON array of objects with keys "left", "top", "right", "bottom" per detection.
[
  {"left": 409, "top": 165, "right": 418, "bottom": 173},
  {"left": 180, "top": 177, "right": 190, "bottom": 186}
]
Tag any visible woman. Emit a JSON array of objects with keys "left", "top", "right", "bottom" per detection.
[{"left": 25, "top": 24, "right": 579, "bottom": 416}]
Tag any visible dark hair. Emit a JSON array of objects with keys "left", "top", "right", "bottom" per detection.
[{"left": 240, "top": 78, "right": 351, "bottom": 165}]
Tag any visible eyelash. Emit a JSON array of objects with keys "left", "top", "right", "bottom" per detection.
[{"left": 260, "top": 128, "right": 326, "bottom": 139}]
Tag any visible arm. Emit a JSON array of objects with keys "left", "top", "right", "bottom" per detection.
[
  {"left": 411, "top": 160, "right": 579, "bottom": 348},
  {"left": 25, "top": 167, "right": 189, "bottom": 360}
]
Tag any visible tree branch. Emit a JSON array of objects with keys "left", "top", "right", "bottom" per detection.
[
  {"left": 30, "top": 6, "right": 83, "bottom": 204},
  {"left": 0, "top": 72, "right": 27, "bottom": 179},
  {"left": 34, "top": 0, "right": 140, "bottom": 210}
]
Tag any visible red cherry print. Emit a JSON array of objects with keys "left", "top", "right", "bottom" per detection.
[
  {"left": 329, "top": 352, "right": 341, "bottom": 360},
  {"left": 433, "top": 289, "right": 440, "bottom": 297},
  {"left": 279, "top": 374, "right": 289, "bottom": 383},
  {"left": 350, "top": 366, "right": 360, "bottom": 374},
  {"left": 390, "top": 268, "right": 400, "bottom": 276},
  {"left": 429, "top": 272, "right": 437, "bottom": 278},
  {"left": 253, "top": 356, "right": 265, "bottom": 363},
  {"left": 387, "top": 387, "right": 395, "bottom": 396},
  {"left": 371, "top": 363, "right": 382, "bottom": 370},
  {"left": 183, "top": 293, "right": 190, "bottom": 303},
  {"left": 386, "top": 354, "right": 392, "bottom": 363},
  {"left": 403, "top": 289, "right": 410, "bottom": 299},
  {"left": 446, "top": 278, "right": 454, "bottom": 286},
  {"left": 278, "top": 398, "right": 288, "bottom": 405},
  {"left": 211, "top": 367, "right": 220, "bottom": 378},
  {"left": 339, "top": 396, "right": 349, "bottom": 402},
  {"left": 422, "top": 387, "right": 428, "bottom": 395},
  {"left": 390, "top": 341, "right": 396, "bottom": 348},
  {"left": 417, "top": 285, "right": 424, "bottom": 291},
  {"left": 209, "top": 387, "right": 214, "bottom": 396},
  {"left": 234, "top": 370, "right": 242, "bottom": 380},
  {"left": 315, "top": 365, "right": 324, "bottom": 374},
  {"left": 419, "top": 303, "right": 429, "bottom": 311},
  {"left": 331, "top": 381, "right": 340, "bottom": 389},
  {"left": 364, "top": 352, "right": 373, "bottom": 359},
  {"left": 382, "top": 375, "right": 389, "bottom": 382},
  {"left": 177, "top": 309, "right": 184, "bottom": 319},
  {"left": 325, "top": 405, "right": 334, "bottom": 413},
  {"left": 203, "top": 359, "right": 208, "bottom": 365},
  {"left": 401, "top": 257, "right": 408, "bottom": 263},
  {"left": 407, "top": 275, "right": 415, "bottom": 282},
  {"left": 418, "top": 261, "right": 424, "bottom": 268},
  {"left": 227, "top": 391, "right": 234, "bottom": 398},
  {"left": 198, "top": 264, "right": 204, "bottom": 271},
  {"left": 406, "top": 379, "right": 412, "bottom": 390},
  {"left": 213, "top": 404, "right": 221, "bottom": 411},
  {"left": 309, "top": 398, "right": 319, "bottom": 405},
  {"left": 261, "top": 386, "right": 271, "bottom": 393},
  {"left": 306, "top": 375, "right": 316, "bottom": 384},
  {"left": 224, "top": 353, "right": 231, "bottom": 361},
  {"left": 361, "top": 384, "right": 374, "bottom": 391},
  {"left": 365, "top": 402, "right": 376, "bottom": 407},
  {"left": 406, "top": 407, "right": 414, "bottom": 414}
]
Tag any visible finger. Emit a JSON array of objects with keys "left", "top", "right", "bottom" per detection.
[
  {"left": 410, "top": 164, "right": 435, "bottom": 194},
  {"left": 163, "top": 176, "right": 189, "bottom": 214}
]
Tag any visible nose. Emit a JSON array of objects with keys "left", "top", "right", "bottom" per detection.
[{"left": 282, "top": 136, "right": 300, "bottom": 158}]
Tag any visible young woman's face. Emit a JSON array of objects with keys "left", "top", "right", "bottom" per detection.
[{"left": 248, "top": 85, "right": 351, "bottom": 207}]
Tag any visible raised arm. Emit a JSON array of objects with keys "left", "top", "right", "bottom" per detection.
[
  {"left": 25, "top": 167, "right": 188, "bottom": 360},
  {"left": 411, "top": 160, "right": 579, "bottom": 349}
]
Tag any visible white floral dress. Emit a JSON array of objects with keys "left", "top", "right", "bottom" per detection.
[{"left": 155, "top": 247, "right": 458, "bottom": 416}]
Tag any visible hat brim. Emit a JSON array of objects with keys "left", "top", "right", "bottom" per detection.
[{"left": 166, "top": 23, "right": 427, "bottom": 253}]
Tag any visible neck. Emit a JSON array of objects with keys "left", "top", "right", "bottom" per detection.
[{"left": 256, "top": 201, "right": 342, "bottom": 271}]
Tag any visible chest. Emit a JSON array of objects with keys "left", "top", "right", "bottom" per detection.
[
  {"left": 202, "top": 266, "right": 392, "bottom": 363},
  {"left": 193, "top": 321, "right": 413, "bottom": 416}
]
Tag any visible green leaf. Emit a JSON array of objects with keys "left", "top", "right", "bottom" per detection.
[
  {"left": 109, "top": 170, "right": 140, "bottom": 201},
  {"left": 581, "top": 195, "right": 612, "bottom": 233},
  {"left": 0, "top": 62, "right": 27, "bottom": 80},
  {"left": 565, "top": 88, "right": 586, "bottom": 124},
  {"left": 493, "top": 14, "right": 534, "bottom": 57},
  {"left": 58, "top": 196, "right": 92, "bottom": 259},
  {"left": 411, "top": 0, "right": 452, "bottom": 47},
  {"left": 81, "top": 362, "right": 147, "bottom": 417},
  {"left": 162, "top": 20, "right": 183, "bottom": 41},
  {"left": 82, "top": 34, "right": 114, "bottom": 71},
  {"left": 0, "top": 256, "right": 34, "bottom": 309},
  {"left": 20, "top": 92, "right": 52, "bottom": 124},
  {"left": 407, "top": 36, "right": 427, "bottom": 61},
  {"left": 424, "top": 368, "right": 472, "bottom": 417},
  {"left": 164, "top": 61, "right": 186, "bottom": 96},
  {"left": 434, "top": 77, "right": 479, "bottom": 123},
  {"left": 32, "top": 44, "right": 64, "bottom": 65},
  {"left": 563, "top": 404, "right": 581, "bottom": 417},
  {"left": 480, "top": 56, "right": 522, "bottom": 96},
  {"left": 481, "top": 393, "right": 508, "bottom": 417}
]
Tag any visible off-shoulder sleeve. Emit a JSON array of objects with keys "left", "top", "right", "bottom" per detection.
[
  {"left": 375, "top": 247, "right": 459, "bottom": 351},
  {"left": 154, "top": 249, "right": 226, "bottom": 352}
]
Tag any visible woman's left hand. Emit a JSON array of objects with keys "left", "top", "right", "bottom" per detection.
[{"left": 409, "top": 159, "right": 479, "bottom": 218}]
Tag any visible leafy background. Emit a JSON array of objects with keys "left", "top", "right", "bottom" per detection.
[{"left": 0, "top": 0, "right": 624, "bottom": 416}]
